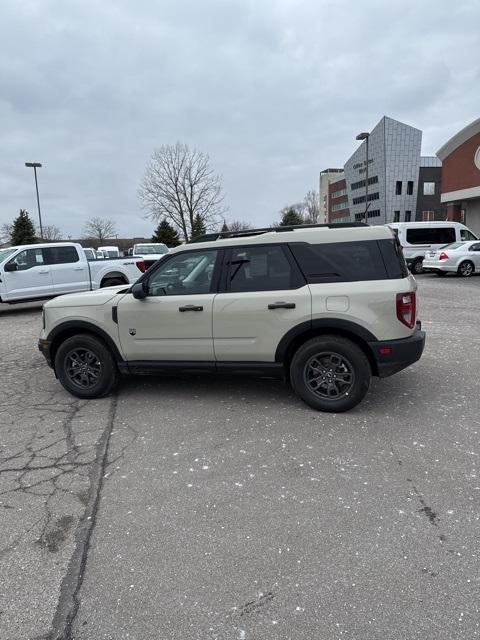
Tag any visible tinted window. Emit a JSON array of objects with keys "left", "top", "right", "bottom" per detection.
[
  {"left": 406, "top": 228, "right": 456, "bottom": 245},
  {"left": 147, "top": 249, "right": 218, "bottom": 296},
  {"left": 469, "top": 243, "right": 480, "bottom": 252},
  {"left": 290, "top": 240, "right": 390, "bottom": 283},
  {"left": 11, "top": 248, "right": 44, "bottom": 270},
  {"left": 460, "top": 229, "right": 477, "bottom": 241},
  {"left": 378, "top": 239, "right": 408, "bottom": 279},
  {"left": 44, "top": 246, "right": 79, "bottom": 264},
  {"left": 228, "top": 245, "right": 294, "bottom": 292}
]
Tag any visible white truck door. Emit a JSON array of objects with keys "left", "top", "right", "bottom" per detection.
[
  {"left": 2, "top": 248, "right": 54, "bottom": 301},
  {"left": 44, "top": 246, "right": 90, "bottom": 294}
]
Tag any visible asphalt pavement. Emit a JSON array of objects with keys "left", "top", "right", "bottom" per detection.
[{"left": 1, "top": 275, "right": 479, "bottom": 640}]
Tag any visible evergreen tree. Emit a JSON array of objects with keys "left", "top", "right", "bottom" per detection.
[
  {"left": 279, "top": 207, "right": 304, "bottom": 226},
  {"left": 221, "top": 221, "right": 229, "bottom": 232},
  {"left": 191, "top": 213, "right": 207, "bottom": 239},
  {"left": 151, "top": 219, "right": 181, "bottom": 247},
  {"left": 11, "top": 210, "right": 36, "bottom": 245}
]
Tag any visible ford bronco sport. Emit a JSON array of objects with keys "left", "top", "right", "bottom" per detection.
[{"left": 39, "top": 223, "right": 425, "bottom": 412}]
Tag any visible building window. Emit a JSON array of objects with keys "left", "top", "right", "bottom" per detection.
[
  {"left": 394, "top": 211, "right": 400, "bottom": 222},
  {"left": 351, "top": 176, "right": 379, "bottom": 190},
  {"left": 423, "top": 182, "right": 435, "bottom": 195},
  {"left": 395, "top": 181, "right": 402, "bottom": 195},
  {"left": 352, "top": 192, "right": 380, "bottom": 205},
  {"left": 331, "top": 188, "right": 347, "bottom": 198},
  {"left": 407, "top": 181, "right": 414, "bottom": 195},
  {"left": 332, "top": 201, "right": 349, "bottom": 211},
  {"left": 405, "top": 211, "right": 412, "bottom": 222},
  {"left": 422, "top": 211, "right": 435, "bottom": 221}
]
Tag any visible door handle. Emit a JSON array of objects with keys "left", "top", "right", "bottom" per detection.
[
  {"left": 268, "top": 302, "right": 296, "bottom": 309},
  {"left": 74, "top": 267, "right": 84, "bottom": 271},
  {"left": 38, "top": 270, "right": 50, "bottom": 274},
  {"left": 179, "top": 305, "right": 204, "bottom": 312}
]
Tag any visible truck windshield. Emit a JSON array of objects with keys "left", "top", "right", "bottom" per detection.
[
  {"left": 0, "top": 248, "right": 16, "bottom": 262},
  {"left": 135, "top": 244, "right": 168, "bottom": 254}
]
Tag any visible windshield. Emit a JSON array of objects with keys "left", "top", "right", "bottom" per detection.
[
  {"left": 0, "top": 248, "right": 17, "bottom": 262},
  {"left": 135, "top": 244, "right": 168, "bottom": 254}
]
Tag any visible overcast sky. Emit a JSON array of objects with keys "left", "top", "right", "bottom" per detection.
[{"left": 0, "top": 0, "right": 479, "bottom": 239}]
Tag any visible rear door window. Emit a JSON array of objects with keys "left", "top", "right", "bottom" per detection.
[
  {"left": 43, "top": 246, "right": 80, "bottom": 264},
  {"left": 290, "top": 240, "right": 391, "bottom": 283},
  {"left": 227, "top": 245, "right": 301, "bottom": 292},
  {"left": 406, "top": 227, "right": 456, "bottom": 245}
]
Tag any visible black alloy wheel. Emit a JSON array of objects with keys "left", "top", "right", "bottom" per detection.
[{"left": 54, "top": 334, "right": 118, "bottom": 398}]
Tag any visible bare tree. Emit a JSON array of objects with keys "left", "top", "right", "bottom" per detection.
[
  {"left": 83, "top": 217, "right": 117, "bottom": 242},
  {"left": 38, "top": 224, "right": 62, "bottom": 241},
  {"left": 0, "top": 223, "right": 13, "bottom": 244},
  {"left": 138, "top": 142, "right": 226, "bottom": 242},
  {"left": 227, "top": 219, "right": 252, "bottom": 232},
  {"left": 303, "top": 190, "right": 320, "bottom": 224}
]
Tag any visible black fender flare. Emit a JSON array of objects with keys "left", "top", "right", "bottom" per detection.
[
  {"left": 100, "top": 271, "right": 128, "bottom": 285},
  {"left": 46, "top": 320, "right": 125, "bottom": 363},
  {"left": 275, "top": 319, "right": 378, "bottom": 363}
]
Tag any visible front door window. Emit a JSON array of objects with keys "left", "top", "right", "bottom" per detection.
[{"left": 147, "top": 250, "right": 218, "bottom": 296}]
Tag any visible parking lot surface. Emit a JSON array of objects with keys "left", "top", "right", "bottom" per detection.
[{"left": 1, "top": 276, "right": 479, "bottom": 640}]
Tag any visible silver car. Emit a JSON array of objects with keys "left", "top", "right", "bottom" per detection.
[{"left": 423, "top": 241, "right": 480, "bottom": 277}]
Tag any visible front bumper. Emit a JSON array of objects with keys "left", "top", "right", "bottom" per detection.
[
  {"left": 38, "top": 339, "right": 53, "bottom": 367},
  {"left": 369, "top": 323, "right": 425, "bottom": 378}
]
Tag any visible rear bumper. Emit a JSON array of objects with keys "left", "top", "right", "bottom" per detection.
[
  {"left": 422, "top": 260, "right": 457, "bottom": 272},
  {"left": 369, "top": 323, "right": 425, "bottom": 378}
]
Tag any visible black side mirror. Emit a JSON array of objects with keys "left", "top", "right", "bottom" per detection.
[
  {"left": 131, "top": 282, "right": 147, "bottom": 299},
  {"left": 4, "top": 262, "right": 18, "bottom": 272}
]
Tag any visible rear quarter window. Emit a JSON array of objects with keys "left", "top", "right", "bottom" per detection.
[
  {"left": 289, "top": 240, "right": 398, "bottom": 283},
  {"left": 406, "top": 227, "right": 456, "bottom": 245}
]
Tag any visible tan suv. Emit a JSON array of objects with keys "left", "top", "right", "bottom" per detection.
[{"left": 39, "top": 223, "right": 425, "bottom": 412}]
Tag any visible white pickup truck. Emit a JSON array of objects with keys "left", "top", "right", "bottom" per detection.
[{"left": 0, "top": 242, "right": 145, "bottom": 304}]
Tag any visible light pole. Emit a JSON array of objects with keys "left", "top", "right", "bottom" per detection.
[
  {"left": 25, "top": 162, "right": 43, "bottom": 238},
  {"left": 355, "top": 132, "right": 370, "bottom": 223}
]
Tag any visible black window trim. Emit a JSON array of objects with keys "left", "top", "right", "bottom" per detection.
[
  {"left": 134, "top": 247, "right": 225, "bottom": 296},
  {"left": 222, "top": 243, "right": 306, "bottom": 293}
]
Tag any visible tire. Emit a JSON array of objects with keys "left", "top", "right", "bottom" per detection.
[
  {"left": 290, "top": 335, "right": 371, "bottom": 412},
  {"left": 436, "top": 270, "right": 447, "bottom": 277},
  {"left": 101, "top": 277, "right": 126, "bottom": 288},
  {"left": 54, "top": 334, "right": 119, "bottom": 399},
  {"left": 410, "top": 258, "right": 424, "bottom": 275},
  {"left": 458, "top": 261, "right": 474, "bottom": 277}
]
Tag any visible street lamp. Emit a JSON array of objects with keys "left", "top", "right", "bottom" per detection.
[
  {"left": 25, "top": 162, "right": 43, "bottom": 239},
  {"left": 355, "top": 132, "right": 370, "bottom": 223}
]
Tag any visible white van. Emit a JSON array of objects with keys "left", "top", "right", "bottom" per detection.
[
  {"left": 387, "top": 222, "right": 478, "bottom": 274},
  {"left": 98, "top": 245, "right": 120, "bottom": 258}
]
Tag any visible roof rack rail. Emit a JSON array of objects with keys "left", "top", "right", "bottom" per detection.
[{"left": 189, "top": 222, "right": 368, "bottom": 243}]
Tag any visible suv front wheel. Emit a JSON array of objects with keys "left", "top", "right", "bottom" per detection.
[
  {"left": 290, "top": 336, "right": 371, "bottom": 412},
  {"left": 54, "top": 334, "right": 119, "bottom": 399}
]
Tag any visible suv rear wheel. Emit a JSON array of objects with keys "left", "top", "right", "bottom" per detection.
[
  {"left": 290, "top": 335, "right": 371, "bottom": 412},
  {"left": 54, "top": 334, "right": 118, "bottom": 398}
]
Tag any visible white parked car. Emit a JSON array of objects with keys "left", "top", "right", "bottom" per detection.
[
  {"left": 387, "top": 222, "right": 478, "bottom": 274},
  {"left": 98, "top": 245, "right": 121, "bottom": 258},
  {"left": 423, "top": 241, "right": 480, "bottom": 277},
  {"left": 39, "top": 224, "right": 425, "bottom": 413}
]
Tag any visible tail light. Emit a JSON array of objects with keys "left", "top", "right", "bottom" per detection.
[
  {"left": 136, "top": 260, "right": 146, "bottom": 273},
  {"left": 439, "top": 252, "right": 449, "bottom": 261},
  {"left": 396, "top": 292, "right": 416, "bottom": 329}
]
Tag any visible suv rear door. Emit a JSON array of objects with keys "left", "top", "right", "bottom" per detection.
[{"left": 213, "top": 244, "right": 311, "bottom": 362}]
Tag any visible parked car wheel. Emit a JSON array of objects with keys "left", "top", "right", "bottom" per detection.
[
  {"left": 410, "top": 258, "right": 424, "bottom": 275},
  {"left": 290, "top": 336, "right": 371, "bottom": 412},
  {"left": 54, "top": 334, "right": 118, "bottom": 399},
  {"left": 101, "top": 277, "right": 126, "bottom": 287},
  {"left": 458, "top": 260, "right": 474, "bottom": 277}
]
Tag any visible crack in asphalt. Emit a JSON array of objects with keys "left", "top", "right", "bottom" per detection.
[{"left": 42, "top": 394, "right": 119, "bottom": 640}]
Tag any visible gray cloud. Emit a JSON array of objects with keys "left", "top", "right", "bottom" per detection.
[{"left": 0, "top": 0, "right": 479, "bottom": 237}]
